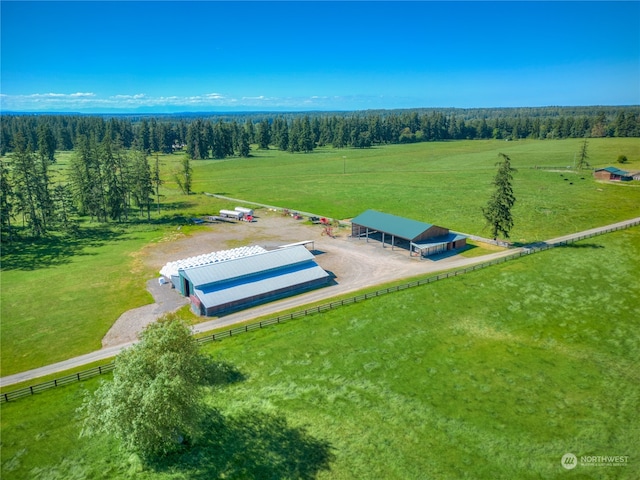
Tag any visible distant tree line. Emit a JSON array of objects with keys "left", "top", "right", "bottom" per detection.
[
  {"left": 1, "top": 106, "right": 638, "bottom": 240},
  {"left": 1, "top": 106, "right": 639, "bottom": 159}
]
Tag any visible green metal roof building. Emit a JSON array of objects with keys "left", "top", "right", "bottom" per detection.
[
  {"left": 593, "top": 167, "right": 633, "bottom": 181},
  {"left": 350, "top": 210, "right": 466, "bottom": 257}
]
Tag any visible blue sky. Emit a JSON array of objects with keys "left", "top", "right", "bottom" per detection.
[{"left": 1, "top": 1, "right": 639, "bottom": 112}]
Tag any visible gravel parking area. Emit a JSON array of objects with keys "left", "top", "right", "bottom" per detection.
[{"left": 102, "top": 210, "right": 474, "bottom": 347}]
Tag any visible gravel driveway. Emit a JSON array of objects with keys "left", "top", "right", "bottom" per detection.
[{"left": 102, "top": 210, "right": 482, "bottom": 347}]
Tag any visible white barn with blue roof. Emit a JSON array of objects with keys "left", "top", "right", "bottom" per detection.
[{"left": 176, "top": 245, "right": 331, "bottom": 316}]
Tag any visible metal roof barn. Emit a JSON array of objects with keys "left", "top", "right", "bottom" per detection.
[
  {"left": 160, "top": 245, "right": 267, "bottom": 281},
  {"left": 178, "top": 246, "right": 331, "bottom": 316},
  {"left": 351, "top": 209, "right": 466, "bottom": 257},
  {"left": 593, "top": 167, "right": 633, "bottom": 181}
]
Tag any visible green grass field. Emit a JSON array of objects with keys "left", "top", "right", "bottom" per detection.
[
  {"left": 181, "top": 138, "right": 640, "bottom": 243},
  {"left": 0, "top": 225, "right": 160, "bottom": 374},
  {"left": 1, "top": 138, "right": 639, "bottom": 377},
  {"left": 1, "top": 227, "right": 638, "bottom": 479}
]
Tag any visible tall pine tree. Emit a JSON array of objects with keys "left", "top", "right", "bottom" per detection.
[{"left": 482, "top": 153, "right": 517, "bottom": 241}]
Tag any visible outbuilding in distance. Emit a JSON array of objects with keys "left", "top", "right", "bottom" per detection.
[
  {"left": 593, "top": 167, "right": 634, "bottom": 181},
  {"left": 350, "top": 209, "right": 466, "bottom": 257}
]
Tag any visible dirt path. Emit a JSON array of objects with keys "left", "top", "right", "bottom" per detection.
[{"left": 2, "top": 215, "right": 639, "bottom": 387}]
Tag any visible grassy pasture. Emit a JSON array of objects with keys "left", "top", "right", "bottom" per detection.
[
  {"left": 0, "top": 225, "right": 160, "bottom": 376},
  {"left": 1, "top": 139, "right": 638, "bottom": 377},
  {"left": 1, "top": 228, "right": 638, "bottom": 479},
  {"left": 181, "top": 138, "right": 640, "bottom": 243}
]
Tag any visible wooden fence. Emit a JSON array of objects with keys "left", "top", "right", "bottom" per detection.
[
  {"left": 2, "top": 363, "right": 115, "bottom": 403},
  {"left": 2, "top": 218, "right": 638, "bottom": 404}
]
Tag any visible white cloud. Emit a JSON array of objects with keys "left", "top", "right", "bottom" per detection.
[
  {"left": 0, "top": 91, "right": 378, "bottom": 112},
  {"left": 112, "top": 94, "right": 146, "bottom": 100},
  {"left": 241, "top": 95, "right": 268, "bottom": 101}
]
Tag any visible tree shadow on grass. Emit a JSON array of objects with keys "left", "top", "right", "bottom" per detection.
[
  {"left": 201, "top": 360, "right": 247, "bottom": 388},
  {"left": 150, "top": 409, "right": 335, "bottom": 480},
  {"left": 558, "top": 243, "right": 605, "bottom": 249},
  {"left": 0, "top": 226, "right": 129, "bottom": 271}
]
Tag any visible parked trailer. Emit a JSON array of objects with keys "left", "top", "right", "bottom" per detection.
[
  {"left": 235, "top": 207, "right": 254, "bottom": 216},
  {"left": 220, "top": 209, "right": 244, "bottom": 220}
]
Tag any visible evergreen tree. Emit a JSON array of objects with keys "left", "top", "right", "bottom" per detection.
[
  {"left": 186, "top": 122, "right": 199, "bottom": 159},
  {"left": 235, "top": 126, "right": 251, "bottom": 157},
  {"left": 317, "top": 117, "right": 333, "bottom": 146},
  {"left": 10, "top": 132, "right": 53, "bottom": 236},
  {"left": 576, "top": 138, "right": 590, "bottom": 171},
  {"left": 186, "top": 120, "right": 209, "bottom": 159},
  {"left": 332, "top": 118, "right": 348, "bottom": 148},
  {"left": 158, "top": 123, "right": 175, "bottom": 154},
  {"left": 137, "top": 119, "right": 151, "bottom": 153},
  {"left": 99, "top": 137, "right": 128, "bottom": 221},
  {"left": 257, "top": 119, "right": 271, "bottom": 149},
  {"left": 37, "top": 123, "right": 57, "bottom": 163},
  {"left": 152, "top": 154, "right": 163, "bottom": 214},
  {"left": 243, "top": 119, "right": 255, "bottom": 144},
  {"left": 204, "top": 122, "right": 215, "bottom": 157},
  {"left": 130, "top": 150, "right": 154, "bottom": 220},
  {"left": 59, "top": 124, "right": 75, "bottom": 150},
  {"left": 300, "top": 116, "right": 315, "bottom": 152},
  {"left": 478, "top": 118, "right": 491, "bottom": 139},
  {"left": 176, "top": 120, "right": 188, "bottom": 145},
  {"left": 35, "top": 136, "right": 54, "bottom": 230},
  {"left": 69, "top": 134, "right": 105, "bottom": 222},
  {"left": 0, "top": 157, "right": 14, "bottom": 241},
  {"left": 149, "top": 119, "right": 161, "bottom": 153},
  {"left": 272, "top": 117, "right": 289, "bottom": 151},
  {"left": 51, "top": 183, "right": 79, "bottom": 235},
  {"left": 211, "top": 121, "right": 233, "bottom": 159},
  {"left": 482, "top": 153, "right": 517, "bottom": 240},
  {"left": 288, "top": 119, "right": 301, "bottom": 152}
]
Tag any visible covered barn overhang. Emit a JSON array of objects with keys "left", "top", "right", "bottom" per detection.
[
  {"left": 411, "top": 233, "right": 467, "bottom": 257},
  {"left": 350, "top": 210, "right": 465, "bottom": 257}
]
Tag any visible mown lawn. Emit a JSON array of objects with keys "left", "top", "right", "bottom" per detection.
[{"left": 2, "top": 227, "right": 638, "bottom": 479}]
